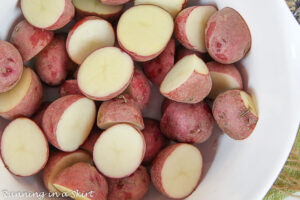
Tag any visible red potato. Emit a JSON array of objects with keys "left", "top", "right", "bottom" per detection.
[
  {"left": 77, "top": 47, "right": 134, "bottom": 101},
  {"left": 175, "top": 45, "right": 211, "bottom": 62},
  {"left": 35, "top": 35, "right": 72, "bottom": 86},
  {"left": 117, "top": 5, "right": 174, "bottom": 62},
  {"left": 80, "top": 128, "right": 101, "bottom": 153},
  {"left": 21, "top": 0, "right": 75, "bottom": 30},
  {"left": 32, "top": 102, "right": 50, "bottom": 128},
  {"left": 161, "top": 98, "right": 174, "bottom": 115},
  {"left": 151, "top": 143, "right": 203, "bottom": 199},
  {"left": 142, "top": 118, "right": 167, "bottom": 163},
  {"left": 0, "top": 118, "right": 49, "bottom": 177},
  {"left": 42, "top": 95, "right": 96, "bottom": 152},
  {"left": 107, "top": 166, "right": 150, "bottom": 200},
  {"left": 160, "top": 54, "right": 212, "bottom": 104},
  {"left": 0, "top": 41, "right": 23, "bottom": 93},
  {"left": 125, "top": 68, "right": 151, "bottom": 110},
  {"left": 212, "top": 90, "right": 258, "bottom": 140},
  {"left": 207, "top": 61, "right": 243, "bottom": 99},
  {"left": 134, "top": 0, "right": 187, "bottom": 18},
  {"left": 97, "top": 95, "right": 144, "bottom": 130},
  {"left": 0, "top": 67, "right": 43, "bottom": 120},
  {"left": 143, "top": 39, "right": 175, "bottom": 86},
  {"left": 161, "top": 101, "right": 213, "bottom": 143},
  {"left": 205, "top": 7, "right": 252, "bottom": 64},
  {"left": 43, "top": 150, "right": 92, "bottom": 193},
  {"left": 53, "top": 162, "right": 108, "bottom": 200},
  {"left": 175, "top": 6, "right": 217, "bottom": 53},
  {"left": 100, "top": 0, "right": 130, "bottom": 5},
  {"left": 67, "top": 16, "right": 115, "bottom": 64},
  {"left": 73, "top": 0, "right": 123, "bottom": 21},
  {"left": 60, "top": 79, "right": 81, "bottom": 97},
  {"left": 10, "top": 20, "right": 54, "bottom": 62},
  {"left": 93, "top": 124, "right": 146, "bottom": 178}
]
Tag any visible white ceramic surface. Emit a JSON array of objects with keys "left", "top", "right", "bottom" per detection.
[{"left": 0, "top": 0, "right": 300, "bottom": 200}]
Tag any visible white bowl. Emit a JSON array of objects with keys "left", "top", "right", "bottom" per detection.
[{"left": 1, "top": 0, "right": 300, "bottom": 200}]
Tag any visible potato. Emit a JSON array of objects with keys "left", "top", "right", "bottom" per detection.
[
  {"left": 10, "top": 20, "right": 54, "bottom": 62},
  {"left": 142, "top": 118, "right": 167, "bottom": 163},
  {"left": 21, "top": 0, "right": 75, "bottom": 30},
  {"left": 0, "top": 40, "right": 23, "bottom": 93},
  {"left": 107, "top": 166, "right": 150, "bottom": 200},
  {"left": 43, "top": 150, "right": 92, "bottom": 193},
  {"left": 160, "top": 101, "right": 214, "bottom": 143},
  {"left": 100, "top": 0, "right": 130, "bottom": 5},
  {"left": 125, "top": 68, "right": 151, "bottom": 110},
  {"left": 0, "top": 67, "right": 43, "bottom": 120},
  {"left": 143, "top": 39, "right": 175, "bottom": 86},
  {"left": 53, "top": 162, "right": 108, "bottom": 200},
  {"left": 161, "top": 98, "right": 174, "bottom": 115},
  {"left": 32, "top": 102, "right": 50, "bottom": 128},
  {"left": 175, "top": 45, "right": 211, "bottom": 62},
  {"left": 205, "top": 7, "right": 251, "bottom": 64},
  {"left": 151, "top": 143, "right": 203, "bottom": 199},
  {"left": 160, "top": 54, "right": 212, "bottom": 104},
  {"left": 207, "top": 61, "right": 243, "bottom": 99},
  {"left": 42, "top": 95, "right": 96, "bottom": 152},
  {"left": 80, "top": 128, "right": 101, "bottom": 154},
  {"left": 35, "top": 35, "right": 72, "bottom": 86},
  {"left": 212, "top": 89, "right": 258, "bottom": 140},
  {"left": 97, "top": 95, "right": 144, "bottom": 130},
  {"left": 60, "top": 79, "right": 81, "bottom": 97}
]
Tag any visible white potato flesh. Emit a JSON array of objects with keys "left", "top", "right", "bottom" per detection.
[
  {"left": 240, "top": 91, "right": 258, "bottom": 116},
  {"left": 186, "top": 6, "right": 217, "bottom": 52},
  {"left": 134, "top": 0, "right": 186, "bottom": 18},
  {"left": 21, "top": 0, "right": 65, "bottom": 28},
  {"left": 117, "top": 5, "right": 174, "bottom": 57},
  {"left": 73, "top": 0, "right": 123, "bottom": 15},
  {"left": 1, "top": 118, "right": 48, "bottom": 176},
  {"left": 0, "top": 67, "right": 31, "bottom": 112},
  {"left": 160, "top": 54, "right": 208, "bottom": 93},
  {"left": 161, "top": 144, "right": 202, "bottom": 199},
  {"left": 78, "top": 47, "right": 133, "bottom": 99},
  {"left": 68, "top": 18, "right": 115, "bottom": 64},
  {"left": 93, "top": 124, "right": 145, "bottom": 178},
  {"left": 56, "top": 98, "right": 96, "bottom": 152}
]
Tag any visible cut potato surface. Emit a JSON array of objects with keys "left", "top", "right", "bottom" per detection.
[
  {"left": 93, "top": 124, "right": 145, "bottom": 178},
  {"left": 21, "top": 0, "right": 65, "bottom": 28},
  {"left": 67, "top": 17, "right": 115, "bottom": 64},
  {"left": 134, "top": 0, "right": 186, "bottom": 18},
  {"left": 78, "top": 47, "right": 133, "bottom": 101},
  {"left": 1, "top": 118, "right": 48, "bottom": 176},
  {"left": 56, "top": 98, "right": 96, "bottom": 152},
  {"left": 117, "top": 5, "right": 174, "bottom": 60},
  {"left": 161, "top": 144, "right": 202, "bottom": 198},
  {"left": 240, "top": 91, "right": 258, "bottom": 116},
  {"left": 73, "top": 0, "right": 123, "bottom": 15},
  {"left": 185, "top": 6, "right": 217, "bottom": 52},
  {"left": 160, "top": 54, "right": 208, "bottom": 93},
  {"left": 0, "top": 67, "right": 30, "bottom": 112}
]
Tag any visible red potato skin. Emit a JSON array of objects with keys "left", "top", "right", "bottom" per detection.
[
  {"left": 75, "top": 6, "right": 123, "bottom": 22},
  {"left": 10, "top": 20, "right": 54, "bottom": 63},
  {"left": 43, "top": 150, "right": 92, "bottom": 193},
  {"left": 212, "top": 90, "right": 258, "bottom": 140},
  {"left": 143, "top": 39, "right": 175, "bottom": 86},
  {"left": 107, "top": 166, "right": 150, "bottom": 200},
  {"left": 35, "top": 35, "right": 72, "bottom": 86},
  {"left": 175, "top": 45, "right": 211, "bottom": 63},
  {"left": 80, "top": 129, "right": 101, "bottom": 154},
  {"left": 151, "top": 143, "right": 202, "bottom": 199},
  {"left": 125, "top": 68, "right": 151, "bottom": 110},
  {"left": 97, "top": 95, "right": 144, "bottom": 130},
  {"left": 0, "top": 41, "right": 23, "bottom": 93},
  {"left": 142, "top": 118, "right": 167, "bottom": 163},
  {"left": 161, "top": 69, "right": 212, "bottom": 104},
  {"left": 0, "top": 118, "right": 49, "bottom": 177},
  {"left": 32, "top": 102, "right": 50, "bottom": 128},
  {"left": 160, "top": 101, "right": 214, "bottom": 143},
  {"left": 0, "top": 68, "right": 43, "bottom": 120},
  {"left": 42, "top": 95, "right": 94, "bottom": 151},
  {"left": 161, "top": 98, "right": 174, "bottom": 115},
  {"left": 60, "top": 79, "right": 82, "bottom": 97},
  {"left": 53, "top": 162, "right": 108, "bottom": 200},
  {"left": 100, "top": 0, "right": 130, "bottom": 5},
  {"left": 205, "top": 7, "right": 251, "bottom": 64}
]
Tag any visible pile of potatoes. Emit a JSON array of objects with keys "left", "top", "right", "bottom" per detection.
[{"left": 0, "top": 0, "right": 259, "bottom": 199}]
